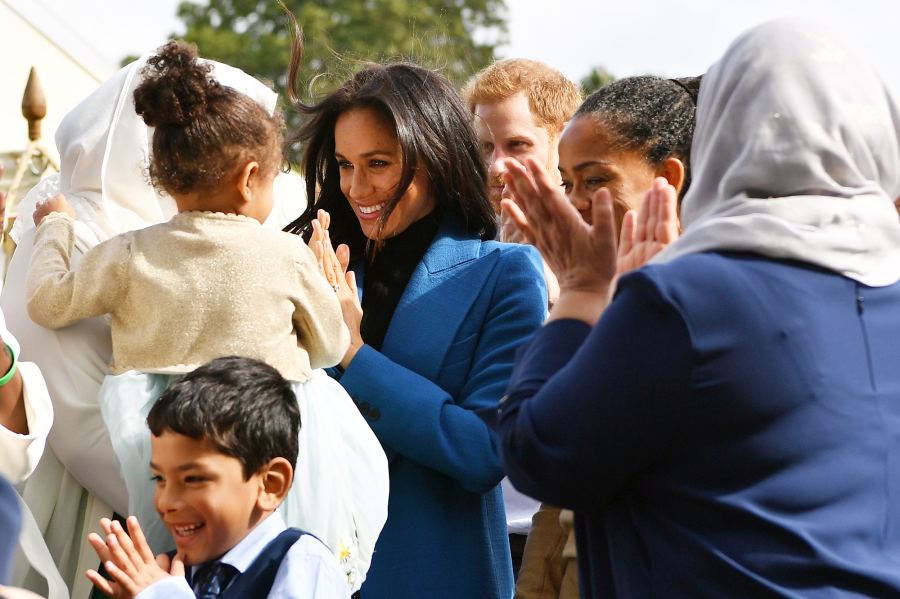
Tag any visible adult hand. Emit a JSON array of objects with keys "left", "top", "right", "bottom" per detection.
[
  {"left": 501, "top": 157, "right": 618, "bottom": 325},
  {"left": 499, "top": 201, "right": 528, "bottom": 244},
  {"left": 32, "top": 193, "right": 75, "bottom": 226},
  {"left": 309, "top": 212, "right": 364, "bottom": 369},
  {"left": 86, "top": 516, "right": 182, "bottom": 599},
  {"left": 500, "top": 157, "right": 617, "bottom": 294},
  {"left": 308, "top": 210, "right": 337, "bottom": 287},
  {"left": 616, "top": 177, "right": 680, "bottom": 276}
]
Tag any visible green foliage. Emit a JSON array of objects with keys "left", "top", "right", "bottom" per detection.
[
  {"left": 580, "top": 65, "right": 615, "bottom": 96},
  {"left": 176, "top": 0, "right": 508, "bottom": 98}
]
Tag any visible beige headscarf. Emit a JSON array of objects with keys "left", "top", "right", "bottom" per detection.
[{"left": 651, "top": 18, "right": 900, "bottom": 287}]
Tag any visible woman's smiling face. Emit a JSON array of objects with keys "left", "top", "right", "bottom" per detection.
[{"left": 333, "top": 107, "right": 435, "bottom": 240}]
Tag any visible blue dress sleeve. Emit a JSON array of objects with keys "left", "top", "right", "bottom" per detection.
[{"left": 496, "top": 272, "right": 694, "bottom": 512}]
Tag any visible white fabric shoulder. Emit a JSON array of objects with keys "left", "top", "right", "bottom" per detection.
[
  {"left": 0, "top": 309, "right": 52, "bottom": 484},
  {"left": 651, "top": 18, "right": 900, "bottom": 287},
  {"left": 270, "top": 535, "right": 351, "bottom": 599}
]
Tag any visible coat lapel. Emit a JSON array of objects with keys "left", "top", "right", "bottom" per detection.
[{"left": 379, "top": 218, "right": 497, "bottom": 382}]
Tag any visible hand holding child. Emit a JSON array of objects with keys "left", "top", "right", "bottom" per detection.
[
  {"left": 86, "top": 516, "right": 184, "bottom": 599},
  {"left": 32, "top": 193, "right": 75, "bottom": 226}
]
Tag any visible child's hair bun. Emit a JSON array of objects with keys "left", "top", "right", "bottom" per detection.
[{"left": 134, "top": 41, "right": 218, "bottom": 128}]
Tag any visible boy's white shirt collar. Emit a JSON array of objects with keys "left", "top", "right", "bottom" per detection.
[
  {"left": 136, "top": 510, "right": 350, "bottom": 599},
  {"left": 189, "top": 511, "right": 286, "bottom": 580}
]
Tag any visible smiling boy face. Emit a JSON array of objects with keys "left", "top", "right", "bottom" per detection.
[{"left": 151, "top": 431, "right": 266, "bottom": 565}]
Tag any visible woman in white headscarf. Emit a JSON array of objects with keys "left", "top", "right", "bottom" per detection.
[
  {"left": 3, "top": 52, "right": 385, "bottom": 595},
  {"left": 493, "top": 18, "right": 900, "bottom": 598}
]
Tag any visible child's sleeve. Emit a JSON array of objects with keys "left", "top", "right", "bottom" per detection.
[
  {"left": 290, "top": 244, "right": 350, "bottom": 370},
  {"left": 25, "top": 212, "right": 130, "bottom": 330}
]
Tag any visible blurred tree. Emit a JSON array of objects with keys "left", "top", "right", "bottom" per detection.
[
  {"left": 580, "top": 65, "right": 615, "bottom": 96},
  {"left": 176, "top": 0, "right": 507, "bottom": 96}
]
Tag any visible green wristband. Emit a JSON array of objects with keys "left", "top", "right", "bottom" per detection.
[{"left": 0, "top": 343, "right": 17, "bottom": 387}]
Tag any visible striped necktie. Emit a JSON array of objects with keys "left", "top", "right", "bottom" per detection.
[{"left": 192, "top": 561, "right": 239, "bottom": 599}]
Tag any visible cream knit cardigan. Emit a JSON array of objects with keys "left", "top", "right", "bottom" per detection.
[{"left": 26, "top": 211, "right": 349, "bottom": 381}]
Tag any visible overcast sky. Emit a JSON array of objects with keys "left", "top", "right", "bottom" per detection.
[{"left": 14, "top": 0, "right": 900, "bottom": 92}]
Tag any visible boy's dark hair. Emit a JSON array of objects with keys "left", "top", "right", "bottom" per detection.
[
  {"left": 575, "top": 75, "right": 702, "bottom": 199},
  {"left": 147, "top": 356, "right": 300, "bottom": 479},
  {"left": 133, "top": 40, "right": 284, "bottom": 196}
]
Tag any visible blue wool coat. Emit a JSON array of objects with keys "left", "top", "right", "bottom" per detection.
[{"left": 336, "top": 218, "right": 546, "bottom": 599}]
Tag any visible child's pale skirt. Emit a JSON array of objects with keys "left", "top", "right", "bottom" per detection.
[{"left": 97, "top": 368, "right": 388, "bottom": 592}]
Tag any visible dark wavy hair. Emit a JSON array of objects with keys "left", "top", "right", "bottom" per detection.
[
  {"left": 282, "top": 25, "right": 496, "bottom": 256},
  {"left": 147, "top": 356, "right": 300, "bottom": 479},
  {"left": 575, "top": 75, "right": 702, "bottom": 199},
  {"left": 133, "top": 40, "right": 283, "bottom": 196}
]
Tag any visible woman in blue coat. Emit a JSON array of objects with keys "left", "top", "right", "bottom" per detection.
[
  {"left": 495, "top": 18, "right": 900, "bottom": 599},
  {"left": 283, "top": 60, "right": 547, "bottom": 598}
]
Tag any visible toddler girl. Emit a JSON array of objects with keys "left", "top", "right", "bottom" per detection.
[{"left": 24, "top": 41, "right": 386, "bottom": 591}]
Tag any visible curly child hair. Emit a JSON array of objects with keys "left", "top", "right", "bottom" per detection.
[{"left": 133, "top": 41, "right": 284, "bottom": 196}]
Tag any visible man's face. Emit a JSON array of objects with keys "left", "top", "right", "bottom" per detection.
[{"left": 474, "top": 92, "right": 559, "bottom": 212}]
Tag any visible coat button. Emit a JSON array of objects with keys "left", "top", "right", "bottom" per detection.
[
  {"left": 369, "top": 407, "right": 381, "bottom": 422},
  {"left": 358, "top": 402, "right": 371, "bottom": 416}
]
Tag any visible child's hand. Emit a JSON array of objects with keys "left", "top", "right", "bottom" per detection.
[
  {"left": 86, "top": 516, "right": 185, "bottom": 599},
  {"left": 33, "top": 193, "right": 75, "bottom": 226}
]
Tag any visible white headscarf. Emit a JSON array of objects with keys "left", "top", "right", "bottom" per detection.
[
  {"left": 10, "top": 55, "right": 297, "bottom": 251},
  {"left": 651, "top": 18, "right": 900, "bottom": 287}
]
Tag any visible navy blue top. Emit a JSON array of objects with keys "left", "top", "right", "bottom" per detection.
[{"left": 496, "top": 252, "right": 900, "bottom": 598}]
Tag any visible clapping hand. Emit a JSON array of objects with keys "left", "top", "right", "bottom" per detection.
[
  {"left": 85, "top": 516, "right": 183, "bottom": 599},
  {"left": 308, "top": 210, "right": 364, "bottom": 368},
  {"left": 500, "top": 158, "right": 680, "bottom": 324},
  {"left": 500, "top": 157, "right": 618, "bottom": 296},
  {"left": 499, "top": 201, "right": 529, "bottom": 244},
  {"left": 616, "top": 177, "right": 680, "bottom": 275}
]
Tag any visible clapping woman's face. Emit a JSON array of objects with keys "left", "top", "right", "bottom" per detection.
[
  {"left": 334, "top": 107, "right": 435, "bottom": 240},
  {"left": 558, "top": 116, "right": 657, "bottom": 228}
]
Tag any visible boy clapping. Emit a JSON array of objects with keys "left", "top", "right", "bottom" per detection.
[{"left": 86, "top": 356, "right": 349, "bottom": 598}]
